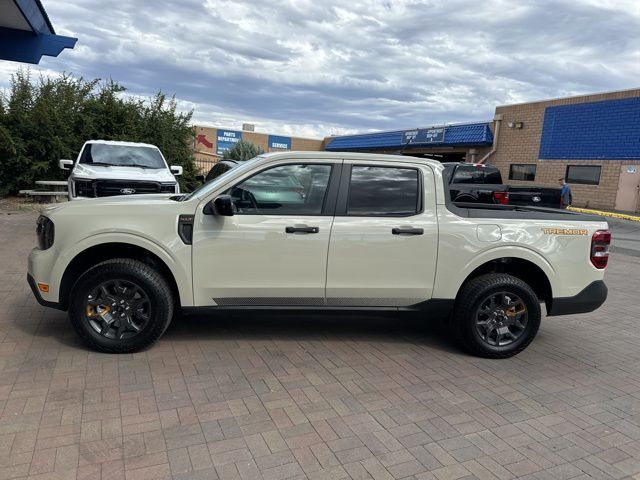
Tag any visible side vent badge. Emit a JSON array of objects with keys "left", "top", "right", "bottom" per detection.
[{"left": 178, "top": 214, "right": 195, "bottom": 245}]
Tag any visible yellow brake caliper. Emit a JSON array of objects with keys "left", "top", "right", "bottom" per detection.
[
  {"left": 86, "top": 304, "right": 111, "bottom": 319},
  {"left": 506, "top": 302, "right": 526, "bottom": 318}
]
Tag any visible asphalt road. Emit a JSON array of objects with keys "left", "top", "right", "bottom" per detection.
[{"left": 608, "top": 217, "right": 640, "bottom": 257}]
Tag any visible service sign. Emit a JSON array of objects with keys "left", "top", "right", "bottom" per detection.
[
  {"left": 402, "top": 127, "right": 446, "bottom": 144},
  {"left": 268, "top": 135, "right": 291, "bottom": 150},
  {"left": 216, "top": 129, "right": 242, "bottom": 155}
]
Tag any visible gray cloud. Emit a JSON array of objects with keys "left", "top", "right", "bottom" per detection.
[{"left": 1, "top": 0, "right": 638, "bottom": 137}]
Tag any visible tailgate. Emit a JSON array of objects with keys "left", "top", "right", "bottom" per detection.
[{"left": 507, "top": 185, "right": 561, "bottom": 208}]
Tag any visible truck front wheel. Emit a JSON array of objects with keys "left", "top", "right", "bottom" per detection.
[
  {"left": 453, "top": 273, "right": 541, "bottom": 358},
  {"left": 69, "top": 259, "right": 174, "bottom": 353}
]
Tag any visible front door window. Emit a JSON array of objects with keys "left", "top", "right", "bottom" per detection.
[{"left": 228, "top": 164, "right": 332, "bottom": 215}]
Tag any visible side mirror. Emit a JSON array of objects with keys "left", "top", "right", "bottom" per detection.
[
  {"left": 170, "top": 165, "right": 183, "bottom": 176},
  {"left": 195, "top": 175, "right": 205, "bottom": 183},
  {"left": 204, "top": 195, "right": 234, "bottom": 216},
  {"left": 59, "top": 159, "right": 74, "bottom": 170}
]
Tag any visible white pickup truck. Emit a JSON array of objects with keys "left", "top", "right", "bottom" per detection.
[
  {"left": 59, "top": 140, "right": 183, "bottom": 199},
  {"left": 28, "top": 152, "right": 610, "bottom": 358}
]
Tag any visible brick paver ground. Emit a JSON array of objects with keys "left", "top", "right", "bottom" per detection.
[{"left": 1, "top": 211, "right": 640, "bottom": 480}]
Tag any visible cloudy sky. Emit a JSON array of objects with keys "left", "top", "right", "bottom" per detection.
[{"left": 1, "top": 0, "right": 638, "bottom": 138}]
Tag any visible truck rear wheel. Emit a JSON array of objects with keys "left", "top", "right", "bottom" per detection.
[
  {"left": 453, "top": 273, "right": 541, "bottom": 358},
  {"left": 69, "top": 259, "right": 174, "bottom": 353}
]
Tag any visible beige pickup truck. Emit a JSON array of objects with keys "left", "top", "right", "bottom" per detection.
[{"left": 29, "top": 152, "right": 610, "bottom": 358}]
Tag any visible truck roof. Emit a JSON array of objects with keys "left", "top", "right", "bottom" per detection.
[{"left": 258, "top": 151, "right": 445, "bottom": 170}]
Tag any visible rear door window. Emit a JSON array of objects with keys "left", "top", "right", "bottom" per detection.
[{"left": 346, "top": 166, "right": 420, "bottom": 216}]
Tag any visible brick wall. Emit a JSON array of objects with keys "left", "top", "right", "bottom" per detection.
[{"left": 490, "top": 89, "right": 640, "bottom": 210}]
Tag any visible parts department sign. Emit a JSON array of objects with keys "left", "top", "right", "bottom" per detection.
[
  {"left": 268, "top": 135, "right": 291, "bottom": 150},
  {"left": 216, "top": 129, "right": 242, "bottom": 155},
  {"left": 402, "top": 127, "right": 446, "bottom": 144}
]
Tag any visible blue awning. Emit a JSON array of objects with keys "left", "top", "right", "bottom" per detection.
[
  {"left": 325, "top": 122, "right": 494, "bottom": 151},
  {"left": 0, "top": 0, "right": 77, "bottom": 64}
]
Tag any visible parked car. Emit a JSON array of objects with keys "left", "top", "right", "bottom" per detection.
[
  {"left": 29, "top": 152, "right": 609, "bottom": 358},
  {"left": 60, "top": 140, "right": 183, "bottom": 199},
  {"left": 443, "top": 162, "right": 562, "bottom": 208},
  {"left": 205, "top": 159, "right": 238, "bottom": 183}
]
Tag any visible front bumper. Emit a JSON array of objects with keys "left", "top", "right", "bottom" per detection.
[
  {"left": 27, "top": 273, "right": 64, "bottom": 310},
  {"left": 547, "top": 280, "right": 607, "bottom": 316}
]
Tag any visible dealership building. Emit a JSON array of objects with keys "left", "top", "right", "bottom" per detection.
[
  {"left": 197, "top": 87, "right": 640, "bottom": 212},
  {"left": 193, "top": 125, "right": 323, "bottom": 173}
]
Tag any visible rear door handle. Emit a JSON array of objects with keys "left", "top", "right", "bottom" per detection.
[
  {"left": 286, "top": 226, "right": 319, "bottom": 234},
  {"left": 392, "top": 227, "right": 424, "bottom": 235}
]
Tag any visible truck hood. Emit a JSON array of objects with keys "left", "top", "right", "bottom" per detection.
[
  {"left": 71, "top": 164, "right": 177, "bottom": 183},
  {"left": 43, "top": 194, "right": 183, "bottom": 216}
]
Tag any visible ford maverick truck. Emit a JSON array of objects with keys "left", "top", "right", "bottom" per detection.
[{"left": 29, "top": 152, "right": 610, "bottom": 358}]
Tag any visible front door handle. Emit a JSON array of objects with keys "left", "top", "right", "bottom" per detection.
[
  {"left": 286, "top": 226, "right": 319, "bottom": 234},
  {"left": 392, "top": 227, "right": 424, "bottom": 235}
]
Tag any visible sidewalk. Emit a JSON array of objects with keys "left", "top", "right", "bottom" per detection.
[{"left": 568, "top": 206, "right": 640, "bottom": 222}]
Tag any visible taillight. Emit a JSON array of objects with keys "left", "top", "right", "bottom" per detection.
[
  {"left": 590, "top": 229, "right": 611, "bottom": 269},
  {"left": 493, "top": 191, "right": 510, "bottom": 205}
]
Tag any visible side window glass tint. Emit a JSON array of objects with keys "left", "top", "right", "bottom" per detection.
[
  {"left": 228, "top": 164, "right": 332, "bottom": 215},
  {"left": 347, "top": 166, "right": 419, "bottom": 216}
]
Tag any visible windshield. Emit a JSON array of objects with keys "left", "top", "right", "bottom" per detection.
[
  {"left": 79, "top": 143, "right": 166, "bottom": 169},
  {"left": 181, "top": 156, "right": 263, "bottom": 201},
  {"left": 452, "top": 165, "right": 502, "bottom": 184}
]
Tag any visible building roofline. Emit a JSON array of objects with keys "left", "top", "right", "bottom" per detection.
[
  {"left": 496, "top": 87, "right": 640, "bottom": 108},
  {"left": 324, "top": 120, "right": 492, "bottom": 139},
  {"left": 34, "top": 0, "right": 55, "bottom": 34}
]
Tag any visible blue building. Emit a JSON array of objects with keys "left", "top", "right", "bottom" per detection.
[
  {"left": 322, "top": 89, "right": 640, "bottom": 212},
  {"left": 0, "top": 0, "right": 76, "bottom": 64}
]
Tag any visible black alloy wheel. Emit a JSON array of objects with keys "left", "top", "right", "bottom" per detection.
[
  {"left": 69, "top": 258, "right": 173, "bottom": 353},
  {"left": 85, "top": 279, "right": 151, "bottom": 340},
  {"left": 474, "top": 291, "right": 528, "bottom": 347},
  {"left": 453, "top": 273, "right": 541, "bottom": 358}
]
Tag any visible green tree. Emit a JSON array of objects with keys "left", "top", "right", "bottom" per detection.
[
  {"left": 0, "top": 69, "right": 199, "bottom": 195},
  {"left": 222, "top": 139, "right": 264, "bottom": 161}
]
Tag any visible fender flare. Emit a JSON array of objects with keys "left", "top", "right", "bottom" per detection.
[
  {"left": 434, "top": 245, "right": 556, "bottom": 299},
  {"left": 52, "top": 232, "right": 193, "bottom": 307}
]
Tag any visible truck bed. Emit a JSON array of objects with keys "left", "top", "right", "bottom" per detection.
[{"left": 449, "top": 202, "right": 604, "bottom": 222}]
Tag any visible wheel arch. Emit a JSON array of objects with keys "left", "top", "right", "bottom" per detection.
[
  {"left": 458, "top": 257, "right": 553, "bottom": 310},
  {"left": 59, "top": 242, "right": 183, "bottom": 311}
]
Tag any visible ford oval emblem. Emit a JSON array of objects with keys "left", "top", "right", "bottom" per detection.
[
  {"left": 532, "top": 196, "right": 541, "bottom": 203},
  {"left": 120, "top": 188, "right": 136, "bottom": 194}
]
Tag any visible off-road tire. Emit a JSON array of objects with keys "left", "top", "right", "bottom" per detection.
[
  {"left": 453, "top": 273, "right": 541, "bottom": 358},
  {"left": 69, "top": 258, "right": 174, "bottom": 353}
]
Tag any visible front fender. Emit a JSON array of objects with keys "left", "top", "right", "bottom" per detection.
[{"left": 50, "top": 232, "right": 193, "bottom": 307}]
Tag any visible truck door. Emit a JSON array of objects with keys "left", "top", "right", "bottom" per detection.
[
  {"left": 192, "top": 160, "right": 341, "bottom": 306},
  {"left": 325, "top": 161, "right": 438, "bottom": 306}
]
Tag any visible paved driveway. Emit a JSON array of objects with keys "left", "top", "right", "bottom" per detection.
[{"left": 1, "top": 211, "right": 640, "bottom": 480}]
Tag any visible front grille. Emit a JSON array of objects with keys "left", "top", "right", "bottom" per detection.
[{"left": 74, "top": 180, "right": 175, "bottom": 197}]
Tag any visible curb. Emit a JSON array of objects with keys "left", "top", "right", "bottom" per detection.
[{"left": 568, "top": 206, "right": 640, "bottom": 223}]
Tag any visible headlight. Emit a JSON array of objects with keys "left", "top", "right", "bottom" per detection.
[
  {"left": 36, "top": 216, "right": 55, "bottom": 250},
  {"left": 74, "top": 179, "right": 94, "bottom": 197},
  {"left": 160, "top": 183, "right": 177, "bottom": 193}
]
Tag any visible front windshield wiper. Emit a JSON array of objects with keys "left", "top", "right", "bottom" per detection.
[
  {"left": 87, "top": 162, "right": 115, "bottom": 167},
  {"left": 129, "top": 164, "right": 162, "bottom": 169}
]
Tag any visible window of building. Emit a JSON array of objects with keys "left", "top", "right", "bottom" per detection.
[
  {"left": 509, "top": 164, "right": 537, "bottom": 181},
  {"left": 347, "top": 166, "right": 420, "bottom": 216},
  {"left": 228, "top": 163, "right": 332, "bottom": 215},
  {"left": 565, "top": 165, "right": 601, "bottom": 185}
]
